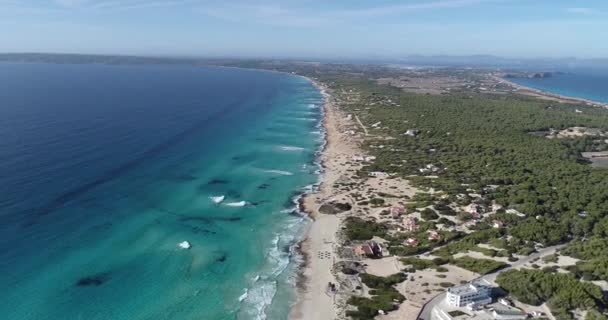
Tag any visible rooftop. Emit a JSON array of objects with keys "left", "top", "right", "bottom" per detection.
[{"left": 448, "top": 279, "right": 492, "bottom": 296}]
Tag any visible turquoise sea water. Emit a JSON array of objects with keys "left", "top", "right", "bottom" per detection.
[
  {"left": 508, "top": 69, "right": 608, "bottom": 104},
  {"left": 0, "top": 63, "right": 323, "bottom": 319}
]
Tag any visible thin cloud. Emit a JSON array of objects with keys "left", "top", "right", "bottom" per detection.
[
  {"left": 52, "top": 0, "right": 201, "bottom": 10},
  {"left": 199, "top": 3, "right": 337, "bottom": 28},
  {"left": 336, "top": 0, "right": 502, "bottom": 18},
  {"left": 198, "top": 0, "right": 506, "bottom": 28},
  {"left": 565, "top": 7, "right": 597, "bottom": 15},
  {"left": 54, "top": 0, "right": 88, "bottom": 7}
]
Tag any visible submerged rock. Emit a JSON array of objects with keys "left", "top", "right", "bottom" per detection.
[
  {"left": 207, "top": 179, "right": 229, "bottom": 185},
  {"left": 76, "top": 272, "right": 111, "bottom": 287},
  {"left": 215, "top": 253, "right": 227, "bottom": 263}
]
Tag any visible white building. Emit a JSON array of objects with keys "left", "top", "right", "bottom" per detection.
[{"left": 446, "top": 280, "right": 493, "bottom": 308}]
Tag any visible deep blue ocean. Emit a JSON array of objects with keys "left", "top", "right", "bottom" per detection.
[
  {"left": 0, "top": 63, "right": 323, "bottom": 319},
  {"left": 509, "top": 68, "right": 608, "bottom": 104}
]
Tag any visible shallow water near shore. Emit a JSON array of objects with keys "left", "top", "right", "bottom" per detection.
[{"left": 0, "top": 63, "right": 322, "bottom": 319}]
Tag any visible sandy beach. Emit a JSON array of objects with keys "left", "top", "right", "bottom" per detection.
[
  {"left": 289, "top": 79, "right": 423, "bottom": 320},
  {"left": 289, "top": 80, "right": 351, "bottom": 320}
]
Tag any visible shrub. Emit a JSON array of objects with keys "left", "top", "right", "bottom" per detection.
[
  {"left": 347, "top": 273, "right": 408, "bottom": 320},
  {"left": 435, "top": 266, "right": 449, "bottom": 272},
  {"left": 344, "top": 217, "right": 387, "bottom": 241},
  {"left": 542, "top": 254, "right": 558, "bottom": 263},
  {"left": 421, "top": 208, "right": 440, "bottom": 220},
  {"left": 453, "top": 256, "right": 507, "bottom": 275},
  {"left": 369, "top": 198, "right": 385, "bottom": 206}
]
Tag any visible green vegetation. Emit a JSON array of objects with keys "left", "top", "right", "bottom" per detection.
[
  {"left": 542, "top": 254, "right": 559, "bottom": 263},
  {"left": 437, "top": 217, "right": 456, "bottom": 226},
  {"left": 402, "top": 256, "right": 506, "bottom": 275},
  {"left": 448, "top": 310, "right": 469, "bottom": 317},
  {"left": 562, "top": 237, "right": 608, "bottom": 281},
  {"left": 347, "top": 273, "right": 407, "bottom": 320},
  {"left": 369, "top": 198, "right": 385, "bottom": 206},
  {"left": 344, "top": 217, "right": 387, "bottom": 241},
  {"left": 400, "top": 257, "right": 437, "bottom": 270},
  {"left": 496, "top": 269, "right": 607, "bottom": 319},
  {"left": 337, "top": 73, "right": 608, "bottom": 251},
  {"left": 562, "top": 237, "right": 608, "bottom": 260},
  {"left": 421, "top": 208, "right": 440, "bottom": 220},
  {"left": 400, "top": 257, "right": 450, "bottom": 271},
  {"left": 452, "top": 256, "right": 507, "bottom": 274},
  {"left": 434, "top": 228, "right": 504, "bottom": 257},
  {"left": 585, "top": 309, "right": 608, "bottom": 320}
]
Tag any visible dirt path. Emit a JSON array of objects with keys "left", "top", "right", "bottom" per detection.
[{"left": 354, "top": 115, "right": 369, "bottom": 136}]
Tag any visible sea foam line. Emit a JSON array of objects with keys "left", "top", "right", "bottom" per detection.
[
  {"left": 237, "top": 85, "right": 326, "bottom": 320},
  {"left": 263, "top": 169, "right": 294, "bottom": 176},
  {"left": 225, "top": 201, "right": 248, "bottom": 207},
  {"left": 279, "top": 145, "right": 306, "bottom": 152},
  {"left": 291, "top": 117, "right": 317, "bottom": 121}
]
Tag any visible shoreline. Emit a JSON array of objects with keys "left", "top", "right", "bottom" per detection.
[
  {"left": 289, "top": 77, "right": 345, "bottom": 320},
  {"left": 493, "top": 75, "right": 608, "bottom": 108}
]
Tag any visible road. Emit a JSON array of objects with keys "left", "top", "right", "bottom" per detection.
[{"left": 417, "top": 244, "right": 566, "bottom": 320}]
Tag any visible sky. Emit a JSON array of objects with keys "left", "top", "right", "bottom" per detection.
[{"left": 1, "top": 0, "right": 607, "bottom": 59}]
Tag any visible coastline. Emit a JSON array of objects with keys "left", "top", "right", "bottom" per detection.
[
  {"left": 289, "top": 78, "right": 352, "bottom": 320},
  {"left": 493, "top": 75, "right": 608, "bottom": 108},
  {"left": 289, "top": 76, "right": 424, "bottom": 320}
]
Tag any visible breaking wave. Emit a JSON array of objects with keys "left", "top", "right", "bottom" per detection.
[
  {"left": 279, "top": 145, "right": 306, "bottom": 152},
  {"left": 225, "top": 201, "right": 247, "bottom": 207},
  {"left": 210, "top": 195, "right": 225, "bottom": 204},
  {"left": 263, "top": 169, "right": 294, "bottom": 176}
]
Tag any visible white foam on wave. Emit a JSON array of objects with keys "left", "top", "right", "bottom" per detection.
[
  {"left": 263, "top": 169, "right": 294, "bottom": 176},
  {"left": 279, "top": 145, "right": 306, "bottom": 152},
  {"left": 293, "top": 110, "right": 317, "bottom": 116},
  {"left": 225, "top": 201, "right": 247, "bottom": 207},
  {"left": 267, "top": 234, "right": 291, "bottom": 276},
  {"left": 240, "top": 279, "right": 277, "bottom": 320},
  {"left": 235, "top": 95, "right": 326, "bottom": 319},
  {"left": 292, "top": 117, "right": 317, "bottom": 121},
  {"left": 210, "top": 195, "right": 225, "bottom": 204},
  {"left": 238, "top": 289, "right": 249, "bottom": 302},
  {"left": 236, "top": 218, "right": 306, "bottom": 320}
]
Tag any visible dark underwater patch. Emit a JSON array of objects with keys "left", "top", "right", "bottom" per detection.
[
  {"left": 190, "top": 226, "right": 217, "bottom": 235},
  {"left": 207, "top": 179, "right": 229, "bottom": 185},
  {"left": 76, "top": 272, "right": 111, "bottom": 287},
  {"left": 215, "top": 253, "right": 227, "bottom": 263},
  {"left": 23, "top": 105, "right": 239, "bottom": 227}
]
